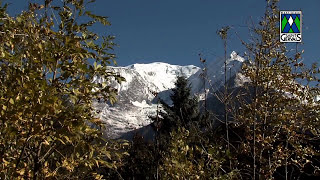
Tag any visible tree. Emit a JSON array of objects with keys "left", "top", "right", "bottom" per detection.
[
  {"left": 118, "top": 134, "right": 157, "bottom": 179},
  {"left": 159, "top": 127, "right": 239, "bottom": 179},
  {"left": 217, "top": 25, "right": 232, "bottom": 170},
  {"left": 152, "top": 76, "right": 201, "bottom": 135},
  {"left": 0, "top": 0, "right": 125, "bottom": 179},
  {"left": 149, "top": 76, "right": 237, "bottom": 179},
  {"left": 227, "top": 0, "right": 320, "bottom": 179},
  {"left": 150, "top": 76, "right": 204, "bottom": 179}
]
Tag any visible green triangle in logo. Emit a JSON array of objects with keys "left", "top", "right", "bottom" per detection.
[
  {"left": 295, "top": 17, "right": 300, "bottom": 31},
  {"left": 282, "top": 16, "right": 288, "bottom": 32}
]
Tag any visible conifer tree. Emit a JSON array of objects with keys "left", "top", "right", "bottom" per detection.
[{"left": 152, "top": 76, "right": 201, "bottom": 134}]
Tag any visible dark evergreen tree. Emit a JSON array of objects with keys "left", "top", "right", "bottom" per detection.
[
  {"left": 148, "top": 77, "right": 236, "bottom": 179},
  {"left": 118, "top": 135, "right": 157, "bottom": 179},
  {"left": 151, "top": 76, "right": 201, "bottom": 135}
]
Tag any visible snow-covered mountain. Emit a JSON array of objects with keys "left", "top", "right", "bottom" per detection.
[
  {"left": 93, "top": 62, "right": 201, "bottom": 138},
  {"left": 93, "top": 51, "right": 245, "bottom": 138},
  {"left": 190, "top": 51, "right": 245, "bottom": 94}
]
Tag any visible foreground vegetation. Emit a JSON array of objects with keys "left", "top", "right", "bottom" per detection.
[
  {"left": 0, "top": 0, "right": 319, "bottom": 179},
  {"left": 0, "top": 0, "right": 126, "bottom": 179}
]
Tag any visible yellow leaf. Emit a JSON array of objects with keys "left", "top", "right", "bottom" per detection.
[
  {"left": 9, "top": 98, "right": 14, "bottom": 104},
  {"left": 3, "top": 159, "right": 10, "bottom": 165},
  {"left": 64, "top": 136, "right": 71, "bottom": 143},
  {"left": 17, "top": 168, "right": 25, "bottom": 175},
  {"left": 95, "top": 160, "right": 99, "bottom": 167},
  {"left": 57, "top": 138, "right": 66, "bottom": 145},
  {"left": 105, "top": 151, "right": 111, "bottom": 159},
  {"left": 43, "top": 140, "right": 49, "bottom": 145}
]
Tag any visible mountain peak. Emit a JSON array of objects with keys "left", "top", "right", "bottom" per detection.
[
  {"left": 228, "top": 51, "right": 245, "bottom": 63},
  {"left": 94, "top": 51, "right": 245, "bottom": 138}
]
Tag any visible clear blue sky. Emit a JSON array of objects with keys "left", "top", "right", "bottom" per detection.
[{"left": 5, "top": 0, "right": 320, "bottom": 67}]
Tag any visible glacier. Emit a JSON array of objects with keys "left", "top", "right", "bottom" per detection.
[{"left": 93, "top": 51, "right": 245, "bottom": 138}]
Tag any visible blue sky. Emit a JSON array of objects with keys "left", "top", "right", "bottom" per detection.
[{"left": 5, "top": 0, "right": 320, "bottom": 67}]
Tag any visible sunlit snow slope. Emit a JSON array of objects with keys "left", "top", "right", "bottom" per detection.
[
  {"left": 94, "top": 51, "right": 245, "bottom": 138},
  {"left": 93, "top": 62, "right": 201, "bottom": 138}
]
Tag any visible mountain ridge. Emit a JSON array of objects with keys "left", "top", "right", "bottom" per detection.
[{"left": 93, "top": 51, "right": 245, "bottom": 138}]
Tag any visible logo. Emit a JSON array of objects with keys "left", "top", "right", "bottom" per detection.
[{"left": 280, "top": 11, "right": 302, "bottom": 42}]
